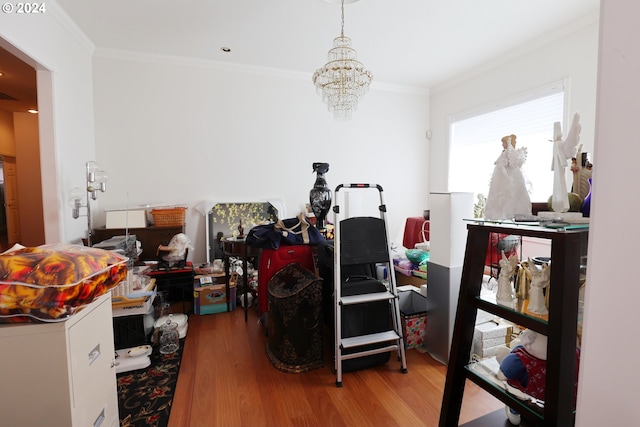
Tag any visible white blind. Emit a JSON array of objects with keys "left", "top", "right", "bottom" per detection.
[{"left": 449, "top": 89, "right": 565, "bottom": 202}]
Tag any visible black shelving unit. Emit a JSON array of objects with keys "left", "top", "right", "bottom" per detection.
[{"left": 439, "top": 222, "right": 587, "bottom": 427}]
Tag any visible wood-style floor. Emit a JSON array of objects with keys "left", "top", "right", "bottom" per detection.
[{"left": 168, "top": 306, "right": 503, "bottom": 427}]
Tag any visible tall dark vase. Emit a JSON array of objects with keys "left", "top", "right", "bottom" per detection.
[
  {"left": 581, "top": 178, "right": 593, "bottom": 217},
  {"left": 309, "top": 162, "right": 332, "bottom": 231}
]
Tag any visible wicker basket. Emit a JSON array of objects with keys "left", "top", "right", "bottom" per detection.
[{"left": 151, "top": 207, "right": 186, "bottom": 227}]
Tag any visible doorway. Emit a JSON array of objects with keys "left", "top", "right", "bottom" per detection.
[
  {"left": 0, "top": 157, "right": 6, "bottom": 249},
  {"left": 0, "top": 43, "right": 47, "bottom": 247}
]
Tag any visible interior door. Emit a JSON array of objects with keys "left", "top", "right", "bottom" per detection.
[{"left": 3, "top": 157, "right": 21, "bottom": 245}]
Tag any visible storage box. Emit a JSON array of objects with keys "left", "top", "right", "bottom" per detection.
[
  {"left": 193, "top": 282, "right": 236, "bottom": 315},
  {"left": 151, "top": 207, "right": 186, "bottom": 227},
  {"left": 471, "top": 342, "right": 507, "bottom": 359},
  {"left": 473, "top": 320, "right": 513, "bottom": 340},
  {"left": 471, "top": 321, "right": 513, "bottom": 359},
  {"left": 106, "top": 209, "right": 147, "bottom": 229},
  {"left": 398, "top": 289, "right": 428, "bottom": 349}
]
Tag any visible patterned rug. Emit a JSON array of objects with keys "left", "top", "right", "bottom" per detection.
[{"left": 117, "top": 342, "right": 184, "bottom": 427}]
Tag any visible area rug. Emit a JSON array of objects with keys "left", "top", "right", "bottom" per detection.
[{"left": 117, "top": 343, "right": 184, "bottom": 427}]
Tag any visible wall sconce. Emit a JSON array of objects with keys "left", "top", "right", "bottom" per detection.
[{"left": 69, "top": 161, "right": 108, "bottom": 246}]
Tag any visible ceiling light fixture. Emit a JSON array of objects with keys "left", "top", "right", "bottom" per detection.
[{"left": 313, "top": 0, "right": 372, "bottom": 120}]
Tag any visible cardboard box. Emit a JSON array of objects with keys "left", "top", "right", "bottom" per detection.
[
  {"left": 473, "top": 320, "right": 512, "bottom": 340},
  {"left": 106, "top": 209, "right": 147, "bottom": 228},
  {"left": 471, "top": 342, "right": 508, "bottom": 359},
  {"left": 193, "top": 282, "right": 236, "bottom": 315},
  {"left": 399, "top": 289, "right": 428, "bottom": 349}
]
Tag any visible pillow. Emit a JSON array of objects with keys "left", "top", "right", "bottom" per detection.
[{"left": 0, "top": 243, "right": 127, "bottom": 322}]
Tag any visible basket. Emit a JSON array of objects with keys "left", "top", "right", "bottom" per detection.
[{"left": 151, "top": 207, "right": 187, "bottom": 227}]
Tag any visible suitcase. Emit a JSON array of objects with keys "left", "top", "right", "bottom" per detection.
[{"left": 258, "top": 245, "right": 316, "bottom": 318}]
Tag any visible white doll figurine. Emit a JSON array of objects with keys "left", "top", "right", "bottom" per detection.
[
  {"left": 527, "top": 258, "right": 550, "bottom": 315},
  {"left": 496, "top": 251, "right": 519, "bottom": 307},
  {"left": 484, "top": 134, "right": 532, "bottom": 220}
]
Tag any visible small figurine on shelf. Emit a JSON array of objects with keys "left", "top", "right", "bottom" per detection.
[
  {"left": 237, "top": 220, "right": 245, "bottom": 240},
  {"left": 496, "top": 251, "right": 518, "bottom": 308},
  {"left": 526, "top": 258, "right": 550, "bottom": 315}
]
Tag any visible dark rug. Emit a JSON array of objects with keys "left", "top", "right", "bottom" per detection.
[{"left": 117, "top": 342, "right": 184, "bottom": 427}]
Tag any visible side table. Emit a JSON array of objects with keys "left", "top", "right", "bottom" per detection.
[{"left": 223, "top": 239, "right": 261, "bottom": 321}]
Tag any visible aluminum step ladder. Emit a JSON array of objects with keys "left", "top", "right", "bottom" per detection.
[{"left": 333, "top": 183, "right": 408, "bottom": 387}]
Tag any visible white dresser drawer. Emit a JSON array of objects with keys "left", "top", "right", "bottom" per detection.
[
  {"left": 69, "top": 295, "right": 118, "bottom": 427},
  {"left": 0, "top": 294, "right": 118, "bottom": 427}
]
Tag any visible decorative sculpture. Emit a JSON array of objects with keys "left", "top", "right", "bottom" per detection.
[
  {"left": 484, "top": 134, "right": 532, "bottom": 220},
  {"left": 309, "top": 162, "right": 332, "bottom": 231},
  {"left": 551, "top": 112, "right": 582, "bottom": 213},
  {"left": 237, "top": 219, "right": 244, "bottom": 239},
  {"left": 496, "top": 250, "right": 519, "bottom": 308},
  {"left": 527, "top": 258, "right": 550, "bottom": 315}
]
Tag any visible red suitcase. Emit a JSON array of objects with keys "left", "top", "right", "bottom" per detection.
[{"left": 258, "top": 245, "right": 316, "bottom": 317}]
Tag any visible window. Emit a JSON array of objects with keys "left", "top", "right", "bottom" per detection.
[{"left": 449, "top": 84, "right": 565, "bottom": 204}]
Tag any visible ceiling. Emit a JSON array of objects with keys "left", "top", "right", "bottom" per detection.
[{"left": 0, "top": 0, "right": 600, "bottom": 113}]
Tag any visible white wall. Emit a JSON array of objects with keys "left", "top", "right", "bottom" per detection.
[
  {"left": 91, "top": 52, "right": 430, "bottom": 262},
  {"left": 429, "top": 17, "right": 599, "bottom": 193},
  {"left": 576, "top": 1, "right": 640, "bottom": 424},
  {"left": 0, "top": 3, "right": 97, "bottom": 244}
]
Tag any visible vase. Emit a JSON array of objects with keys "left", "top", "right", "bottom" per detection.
[
  {"left": 309, "top": 162, "right": 331, "bottom": 231},
  {"left": 581, "top": 178, "right": 592, "bottom": 217}
]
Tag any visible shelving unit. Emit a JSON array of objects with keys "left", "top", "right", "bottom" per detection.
[{"left": 439, "top": 222, "right": 587, "bottom": 427}]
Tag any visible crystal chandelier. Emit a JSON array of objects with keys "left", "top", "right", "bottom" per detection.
[{"left": 313, "top": 0, "right": 372, "bottom": 120}]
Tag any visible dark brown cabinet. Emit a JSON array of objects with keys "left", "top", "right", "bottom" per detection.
[
  {"left": 439, "top": 222, "right": 587, "bottom": 427},
  {"left": 93, "top": 226, "right": 184, "bottom": 261}
]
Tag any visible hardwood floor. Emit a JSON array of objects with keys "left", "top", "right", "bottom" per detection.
[{"left": 168, "top": 307, "right": 503, "bottom": 427}]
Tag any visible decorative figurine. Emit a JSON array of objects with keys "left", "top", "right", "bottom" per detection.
[
  {"left": 551, "top": 112, "right": 582, "bottom": 212},
  {"left": 496, "top": 251, "right": 519, "bottom": 308},
  {"left": 484, "top": 135, "right": 532, "bottom": 220},
  {"left": 496, "top": 329, "right": 549, "bottom": 426},
  {"left": 309, "top": 162, "right": 332, "bottom": 231},
  {"left": 237, "top": 219, "right": 244, "bottom": 239},
  {"left": 527, "top": 258, "right": 550, "bottom": 315},
  {"left": 474, "top": 193, "right": 486, "bottom": 218}
]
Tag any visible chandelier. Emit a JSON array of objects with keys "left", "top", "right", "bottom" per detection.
[{"left": 313, "top": 0, "right": 372, "bottom": 120}]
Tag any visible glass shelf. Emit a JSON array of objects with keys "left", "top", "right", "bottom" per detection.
[
  {"left": 473, "top": 295, "right": 549, "bottom": 334},
  {"left": 464, "top": 361, "right": 545, "bottom": 422}
]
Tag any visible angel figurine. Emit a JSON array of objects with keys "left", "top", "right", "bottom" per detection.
[
  {"left": 496, "top": 251, "right": 519, "bottom": 308},
  {"left": 551, "top": 112, "right": 582, "bottom": 212},
  {"left": 484, "top": 134, "right": 532, "bottom": 220},
  {"left": 527, "top": 258, "right": 550, "bottom": 315}
]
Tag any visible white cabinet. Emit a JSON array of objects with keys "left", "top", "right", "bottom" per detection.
[{"left": 0, "top": 293, "right": 119, "bottom": 427}]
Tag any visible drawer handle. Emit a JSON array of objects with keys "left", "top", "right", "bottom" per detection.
[
  {"left": 93, "top": 408, "right": 105, "bottom": 427},
  {"left": 88, "top": 344, "right": 101, "bottom": 366}
]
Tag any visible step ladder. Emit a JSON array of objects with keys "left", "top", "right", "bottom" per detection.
[{"left": 333, "top": 183, "right": 408, "bottom": 387}]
